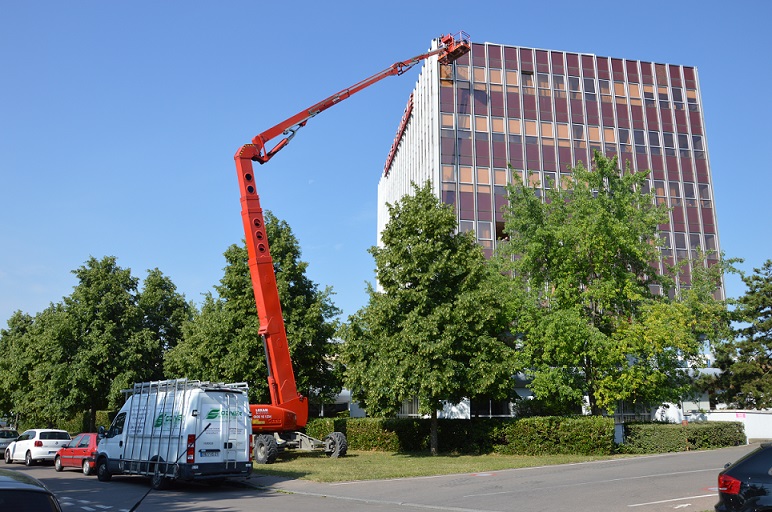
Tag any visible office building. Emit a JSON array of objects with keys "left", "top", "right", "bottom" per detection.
[{"left": 378, "top": 38, "right": 720, "bottom": 295}]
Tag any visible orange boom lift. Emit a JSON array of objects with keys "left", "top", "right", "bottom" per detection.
[{"left": 234, "top": 32, "right": 470, "bottom": 463}]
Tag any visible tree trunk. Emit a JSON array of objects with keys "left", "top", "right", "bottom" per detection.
[{"left": 430, "top": 409, "right": 438, "bottom": 456}]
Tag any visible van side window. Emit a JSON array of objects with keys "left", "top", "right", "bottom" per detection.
[{"left": 109, "top": 413, "right": 126, "bottom": 437}]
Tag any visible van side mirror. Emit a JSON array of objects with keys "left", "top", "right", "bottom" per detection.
[{"left": 98, "top": 426, "right": 106, "bottom": 438}]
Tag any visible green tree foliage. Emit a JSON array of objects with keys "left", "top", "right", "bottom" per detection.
[
  {"left": 165, "top": 211, "right": 342, "bottom": 405},
  {"left": 711, "top": 260, "right": 772, "bottom": 408},
  {"left": 0, "top": 257, "right": 190, "bottom": 430},
  {"left": 340, "top": 182, "right": 518, "bottom": 454},
  {"left": 499, "top": 153, "right": 705, "bottom": 414}
]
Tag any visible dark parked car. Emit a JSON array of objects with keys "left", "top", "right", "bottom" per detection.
[
  {"left": 0, "top": 429, "right": 19, "bottom": 453},
  {"left": 54, "top": 432, "right": 98, "bottom": 475},
  {"left": 0, "top": 467, "right": 62, "bottom": 511},
  {"left": 716, "top": 443, "right": 772, "bottom": 512}
]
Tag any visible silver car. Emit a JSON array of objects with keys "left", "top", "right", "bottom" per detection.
[
  {"left": 4, "top": 429, "right": 70, "bottom": 466},
  {"left": 0, "top": 430, "right": 19, "bottom": 453}
]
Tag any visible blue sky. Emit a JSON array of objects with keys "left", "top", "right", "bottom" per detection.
[{"left": 2, "top": 1, "right": 770, "bottom": 327}]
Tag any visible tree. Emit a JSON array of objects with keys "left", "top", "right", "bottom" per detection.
[
  {"left": 340, "top": 182, "right": 517, "bottom": 454},
  {"left": 63, "top": 257, "right": 188, "bottom": 429},
  {"left": 0, "top": 310, "right": 43, "bottom": 426},
  {"left": 498, "top": 153, "right": 704, "bottom": 414},
  {"left": 712, "top": 260, "right": 772, "bottom": 408},
  {"left": 0, "top": 257, "right": 190, "bottom": 431},
  {"left": 138, "top": 268, "right": 194, "bottom": 379},
  {"left": 165, "top": 211, "right": 342, "bottom": 406}
]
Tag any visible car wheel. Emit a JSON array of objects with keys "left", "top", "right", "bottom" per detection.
[
  {"left": 96, "top": 458, "right": 112, "bottom": 482},
  {"left": 82, "top": 459, "right": 92, "bottom": 476},
  {"left": 54, "top": 456, "right": 63, "bottom": 472},
  {"left": 25, "top": 451, "right": 35, "bottom": 467},
  {"left": 4, "top": 450, "right": 10, "bottom": 464}
]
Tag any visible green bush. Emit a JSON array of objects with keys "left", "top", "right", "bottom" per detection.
[
  {"left": 494, "top": 416, "right": 615, "bottom": 456},
  {"left": 621, "top": 421, "right": 745, "bottom": 454},
  {"left": 307, "top": 416, "right": 614, "bottom": 455}
]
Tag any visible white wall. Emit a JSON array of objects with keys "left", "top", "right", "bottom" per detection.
[{"left": 698, "top": 410, "right": 772, "bottom": 442}]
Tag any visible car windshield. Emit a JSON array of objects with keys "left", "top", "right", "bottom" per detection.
[
  {"left": 0, "top": 431, "right": 18, "bottom": 439},
  {"left": 39, "top": 432, "right": 70, "bottom": 440}
]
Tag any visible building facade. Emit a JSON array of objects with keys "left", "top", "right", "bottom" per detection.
[{"left": 378, "top": 38, "right": 720, "bottom": 295}]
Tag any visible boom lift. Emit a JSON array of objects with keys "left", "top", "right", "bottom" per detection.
[{"left": 234, "top": 32, "right": 471, "bottom": 464}]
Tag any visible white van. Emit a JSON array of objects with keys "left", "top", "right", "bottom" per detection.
[{"left": 95, "top": 379, "right": 253, "bottom": 489}]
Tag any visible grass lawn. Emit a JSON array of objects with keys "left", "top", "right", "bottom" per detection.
[{"left": 251, "top": 450, "right": 633, "bottom": 483}]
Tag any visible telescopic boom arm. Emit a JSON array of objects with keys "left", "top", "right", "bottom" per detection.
[{"left": 249, "top": 32, "right": 471, "bottom": 164}]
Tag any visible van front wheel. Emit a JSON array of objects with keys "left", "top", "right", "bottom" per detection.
[{"left": 97, "top": 458, "right": 112, "bottom": 482}]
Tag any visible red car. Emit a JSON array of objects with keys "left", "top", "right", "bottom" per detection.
[{"left": 54, "top": 433, "right": 98, "bottom": 475}]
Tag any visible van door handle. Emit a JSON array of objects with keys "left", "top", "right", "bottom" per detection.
[{"left": 119, "top": 441, "right": 123, "bottom": 448}]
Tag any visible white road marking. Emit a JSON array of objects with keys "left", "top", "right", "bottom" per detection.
[{"left": 628, "top": 493, "right": 715, "bottom": 507}]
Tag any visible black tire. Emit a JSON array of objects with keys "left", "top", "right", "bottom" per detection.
[
  {"left": 82, "top": 459, "right": 92, "bottom": 476},
  {"left": 25, "top": 451, "right": 34, "bottom": 467},
  {"left": 325, "top": 432, "right": 348, "bottom": 459},
  {"left": 4, "top": 450, "right": 11, "bottom": 464},
  {"left": 151, "top": 466, "right": 171, "bottom": 490},
  {"left": 96, "top": 458, "right": 112, "bottom": 482},
  {"left": 54, "top": 456, "right": 63, "bottom": 472},
  {"left": 253, "top": 434, "right": 279, "bottom": 465}
]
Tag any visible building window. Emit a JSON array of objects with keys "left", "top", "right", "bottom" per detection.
[
  {"left": 643, "top": 84, "right": 656, "bottom": 107},
  {"left": 477, "top": 167, "right": 491, "bottom": 185},
  {"left": 683, "top": 182, "right": 697, "bottom": 207},
  {"left": 705, "top": 233, "right": 717, "bottom": 253},
  {"left": 690, "top": 234, "right": 702, "bottom": 259},
  {"left": 699, "top": 184, "right": 711, "bottom": 206},
  {"left": 686, "top": 89, "right": 699, "bottom": 112},
  {"left": 660, "top": 232, "right": 672, "bottom": 257},
  {"left": 459, "top": 166, "right": 474, "bottom": 183},
  {"left": 669, "top": 181, "right": 681, "bottom": 206},
  {"left": 629, "top": 83, "right": 642, "bottom": 106},
  {"left": 478, "top": 221, "right": 493, "bottom": 239},
  {"left": 674, "top": 232, "right": 688, "bottom": 260}
]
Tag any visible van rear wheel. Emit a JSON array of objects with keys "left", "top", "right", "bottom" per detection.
[{"left": 151, "top": 470, "right": 171, "bottom": 490}]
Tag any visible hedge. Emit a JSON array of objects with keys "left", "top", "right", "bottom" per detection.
[
  {"left": 493, "top": 416, "right": 615, "bottom": 455},
  {"left": 307, "top": 416, "right": 615, "bottom": 455},
  {"left": 621, "top": 421, "right": 746, "bottom": 454}
]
